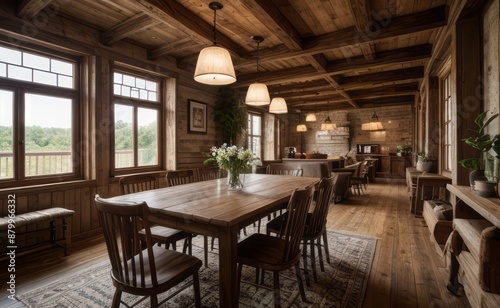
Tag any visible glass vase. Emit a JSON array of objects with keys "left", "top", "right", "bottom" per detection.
[
  {"left": 484, "top": 156, "right": 499, "bottom": 183},
  {"left": 227, "top": 171, "right": 245, "bottom": 191}
]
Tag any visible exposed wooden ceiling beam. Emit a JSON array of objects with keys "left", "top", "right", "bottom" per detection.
[
  {"left": 238, "top": 0, "right": 302, "bottom": 51},
  {"left": 100, "top": 13, "right": 161, "bottom": 46},
  {"left": 131, "top": 0, "right": 245, "bottom": 57},
  {"left": 235, "top": 44, "right": 432, "bottom": 87},
  {"left": 348, "top": 83, "right": 419, "bottom": 100},
  {"left": 17, "top": 0, "right": 53, "bottom": 19},
  {"left": 347, "top": 0, "right": 376, "bottom": 61},
  {"left": 339, "top": 66, "right": 424, "bottom": 90},
  {"left": 357, "top": 95, "right": 416, "bottom": 108},
  {"left": 236, "top": 5, "right": 447, "bottom": 66},
  {"left": 327, "top": 44, "right": 432, "bottom": 75}
]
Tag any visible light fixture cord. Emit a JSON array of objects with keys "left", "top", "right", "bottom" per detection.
[
  {"left": 212, "top": 6, "right": 217, "bottom": 45},
  {"left": 256, "top": 40, "right": 260, "bottom": 81}
]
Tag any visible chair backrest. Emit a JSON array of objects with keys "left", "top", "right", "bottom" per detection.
[
  {"left": 197, "top": 166, "right": 221, "bottom": 181},
  {"left": 94, "top": 195, "right": 159, "bottom": 288},
  {"left": 277, "top": 184, "right": 314, "bottom": 263},
  {"left": 345, "top": 162, "right": 363, "bottom": 178},
  {"left": 119, "top": 174, "right": 158, "bottom": 195},
  {"left": 266, "top": 163, "right": 303, "bottom": 176},
  {"left": 306, "top": 175, "right": 337, "bottom": 236},
  {"left": 166, "top": 169, "right": 196, "bottom": 187}
]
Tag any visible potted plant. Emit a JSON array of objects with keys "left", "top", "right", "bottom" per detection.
[
  {"left": 459, "top": 110, "right": 499, "bottom": 191},
  {"left": 396, "top": 144, "right": 412, "bottom": 156},
  {"left": 212, "top": 87, "right": 248, "bottom": 146},
  {"left": 416, "top": 151, "right": 437, "bottom": 173}
]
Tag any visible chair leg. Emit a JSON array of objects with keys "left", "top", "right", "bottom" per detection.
[
  {"left": 203, "top": 236, "right": 209, "bottom": 268},
  {"left": 310, "top": 239, "right": 318, "bottom": 283},
  {"left": 294, "top": 263, "right": 309, "bottom": 304},
  {"left": 322, "top": 230, "right": 331, "bottom": 264},
  {"left": 237, "top": 264, "right": 244, "bottom": 300},
  {"left": 317, "top": 237, "right": 325, "bottom": 272},
  {"left": 273, "top": 271, "right": 281, "bottom": 308},
  {"left": 302, "top": 240, "right": 311, "bottom": 287},
  {"left": 111, "top": 289, "right": 122, "bottom": 308},
  {"left": 193, "top": 272, "right": 201, "bottom": 308},
  {"left": 150, "top": 294, "right": 158, "bottom": 308}
]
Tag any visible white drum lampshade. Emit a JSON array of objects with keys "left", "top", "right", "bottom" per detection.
[
  {"left": 296, "top": 124, "right": 307, "bottom": 132},
  {"left": 269, "top": 97, "right": 288, "bottom": 113},
  {"left": 194, "top": 46, "right": 236, "bottom": 85},
  {"left": 245, "top": 82, "right": 270, "bottom": 105}
]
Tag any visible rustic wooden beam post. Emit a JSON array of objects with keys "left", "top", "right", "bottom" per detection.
[{"left": 453, "top": 14, "right": 482, "bottom": 186}]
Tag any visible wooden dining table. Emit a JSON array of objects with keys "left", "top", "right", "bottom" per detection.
[{"left": 106, "top": 173, "right": 319, "bottom": 307}]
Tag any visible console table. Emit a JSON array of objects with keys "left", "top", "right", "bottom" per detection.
[{"left": 446, "top": 184, "right": 500, "bottom": 307}]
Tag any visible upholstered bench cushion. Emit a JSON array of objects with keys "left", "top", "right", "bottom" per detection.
[
  {"left": 429, "top": 200, "right": 453, "bottom": 221},
  {"left": 0, "top": 207, "right": 74, "bottom": 230}
]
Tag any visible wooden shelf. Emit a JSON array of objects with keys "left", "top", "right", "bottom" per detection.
[
  {"left": 447, "top": 184, "right": 500, "bottom": 228},
  {"left": 447, "top": 184, "right": 500, "bottom": 307}
]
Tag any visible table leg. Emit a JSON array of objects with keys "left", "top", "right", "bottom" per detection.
[{"left": 218, "top": 225, "right": 239, "bottom": 307}]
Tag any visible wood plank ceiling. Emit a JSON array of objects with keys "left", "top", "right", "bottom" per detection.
[{"left": 13, "top": 0, "right": 450, "bottom": 112}]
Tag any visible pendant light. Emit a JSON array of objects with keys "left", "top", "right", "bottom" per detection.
[
  {"left": 296, "top": 124, "right": 307, "bottom": 132},
  {"left": 194, "top": 2, "right": 236, "bottom": 85},
  {"left": 269, "top": 97, "right": 288, "bottom": 113},
  {"left": 245, "top": 36, "right": 270, "bottom": 105},
  {"left": 361, "top": 110, "right": 384, "bottom": 131},
  {"left": 321, "top": 102, "right": 336, "bottom": 130},
  {"left": 305, "top": 113, "right": 317, "bottom": 121},
  {"left": 296, "top": 112, "right": 307, "bottom": 132},
  {"left": 306, "top": 103, "right": 317, "bottom": 121}
]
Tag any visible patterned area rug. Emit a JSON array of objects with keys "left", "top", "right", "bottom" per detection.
[{"left": 17, "top": 230, "right": 376, "bottom": 308}]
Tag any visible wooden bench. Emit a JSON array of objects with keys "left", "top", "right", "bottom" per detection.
[
  {"left": 412, "top": 174, "right": 451, "bottom": 216},
  {"left": 0, "top": 207, "right": 74, "bottom": 257},
  {"left": 422, "top": 200, "right": 453, "bottom": 256}
]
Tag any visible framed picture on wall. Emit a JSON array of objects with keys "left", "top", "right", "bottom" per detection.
[{"left": 188, "top": 99, "right": 207, "bottom": 134}]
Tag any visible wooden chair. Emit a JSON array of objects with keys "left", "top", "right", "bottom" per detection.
[
  {"left": 165, "top": 169, "right": 210, "bottom": 267},
  {"left": 266, "top": 163, "right": 303, "bottom": 176},
  {"left": 257, "top": 163, "right": 304, "bottom": 232},
  {"left": 267, "top": 175, "right": 337, "bottom": 286},
  {"left": 352, "top": 161, "right": 366, "bottom": 195},
  {"left": 197, "top": 166, "right": 221, "bottom": 181},
  {"left": 236, "top": 184, "right": 315, "bottom": 307},
  {"left": 94, "top": 195, "right": 202, "bottom": 308},
  {"left": 119, "top": 174, "right": 193, "bottom": 254},
  {"left": 166, "top": 169, "right": 196, "bottom": 187}
]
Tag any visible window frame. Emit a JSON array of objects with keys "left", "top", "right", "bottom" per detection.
[
  {"left": 0, "top": 45, "right": 81, "bottom": 188},
  {"left": 247, "top": 112, "right": 262, "bottom": 158},
  {"left": 111, "top": 68, "right": 164, "bottom": 176},
  {"left": 439, "top": 60, "right": 452, "bottom": 177}
]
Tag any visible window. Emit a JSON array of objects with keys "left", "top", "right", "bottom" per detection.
[
  {"left": 442, "top": 71, "right": 452, "bottom": 172},
  {"left": 113, "top": 71, "right": 161, "bottom": 172},
  {"left": 247, "top": 113, "right": 261, "bottom": 158},
  {"left": 0, "top": 44, "right": 79, "bottom": 187}
]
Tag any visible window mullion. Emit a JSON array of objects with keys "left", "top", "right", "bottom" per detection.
[{"left": 133, "top": 107, "right": 139, "bottom": 167}]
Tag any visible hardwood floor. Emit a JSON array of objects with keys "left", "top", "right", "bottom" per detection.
[{"left": 0, "top": 178, "right": 470, "bottom": 307}]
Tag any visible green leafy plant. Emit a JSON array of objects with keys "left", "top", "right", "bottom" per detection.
[
  {"left": 459, "top": 110, "right": 499, "bottom": 170},
  {"left": 417, "top": 151, "right": 437, "bottom": 162},
  {"left": 212, "top": 88, "right": 248, "bottom": 146}
]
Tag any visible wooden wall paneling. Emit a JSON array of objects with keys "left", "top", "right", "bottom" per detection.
[
  {"left": 16, "top": 195, "right": 28, "bottom": 247},
  {"left": 27, "top": 195, "right": 40, "bottom": 247},
  {"left": 80, "top": 186, "right": 92, "bottom": 233},
  {"left": 89, "top": 187, "right": 100, "bottom": 231},
  {"left": 453, "top": 14, "right": 482, "bottom": 186},
  {"left": 94, "top": 56, "right": 111, "bottom": 186},
  {"left": 482, "top": 0, "right": 500, "bottom": 132},
  {"left": 426, "top": 76, "right": 441, "bottom": 157},
  {"left": 64, "top": 189, "right": 80, "bottom": 238}
]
